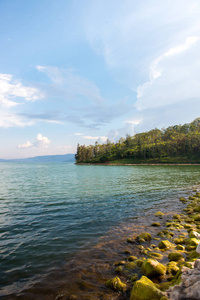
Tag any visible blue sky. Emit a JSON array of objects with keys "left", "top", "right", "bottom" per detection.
[{"left": 1, "top": 0, "right": 200, "bottom": 158}]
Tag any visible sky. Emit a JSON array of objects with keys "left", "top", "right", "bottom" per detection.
[{"left": 1, "top": 0, "right": 200, "bottom": 159}]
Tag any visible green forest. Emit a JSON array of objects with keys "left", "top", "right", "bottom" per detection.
[{"left": 75, "top": 118, "right": 200, "bottom": 164}]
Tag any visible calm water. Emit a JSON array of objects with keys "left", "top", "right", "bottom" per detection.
[{"left": 0, "top": 163, "right": 200, "bottom": 297}]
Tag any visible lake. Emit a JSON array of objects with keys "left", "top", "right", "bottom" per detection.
[{"left": 0, "top": 163, "right": 200, "bottom": 298}]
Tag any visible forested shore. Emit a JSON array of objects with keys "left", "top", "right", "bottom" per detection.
[{"left": 75, "top": 118, "right": 200, "bottom": 164}]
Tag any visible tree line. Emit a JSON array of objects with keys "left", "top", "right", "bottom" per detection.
[{"left": 75, "top": 118, "right": 200, "bottom": 164}]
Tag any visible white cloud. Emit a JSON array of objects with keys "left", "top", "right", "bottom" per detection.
[
  {"left": 36, "top": 65, "right": 105, "bottom": 105},
  {"left": 18, "top": 134, "right": 50, "bottom": 149},
  {"left": 0, "top": 110, "right": 34, "bottom": 128},
  {"left": 75, "top": 133, "right": 84, "bottom": 136},
  {"left": 18, "top": 141, "right": 33, "bottom": 149},
  {"left": 135, "top": 36, "right": 200, "bottom": 111},
  {"left": 0, "top": 73, "right": 44, "bottom": 107},
  {"left": 83, "top": 135, "right": 108, "bottom": 142}
]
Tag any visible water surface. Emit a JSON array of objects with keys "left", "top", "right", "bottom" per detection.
[{"left": 0, "top": 163, "right": 200, "bottom": 298}]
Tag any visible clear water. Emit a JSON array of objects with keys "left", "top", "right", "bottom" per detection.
[{"left": 0, "top": 163, "right": 200, "bottom": 297}]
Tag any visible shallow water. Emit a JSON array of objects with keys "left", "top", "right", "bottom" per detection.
[{"left": 0, "top": 163, "right": 200, "bottom": 298}]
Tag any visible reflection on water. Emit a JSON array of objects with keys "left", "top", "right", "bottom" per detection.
[{"left": 0, "top": 163, "right": 200, "bottom": 298}]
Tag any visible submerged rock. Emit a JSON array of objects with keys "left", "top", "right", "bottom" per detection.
[
  {"left": 105, "top": 276, "right": 127, "bottom": 292},
  {"left": 130, "top": 276, "right": 166, "bottom": 300},
  {"left": 137, "top": 232, "right": 152, "bottom": 242},
  {"left": 168, "top": 252, "right": 184, "bottom": 262}
]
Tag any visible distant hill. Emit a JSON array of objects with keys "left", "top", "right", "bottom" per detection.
[{"left": 0, "top": 154, "right": 75, "bottom": 163}]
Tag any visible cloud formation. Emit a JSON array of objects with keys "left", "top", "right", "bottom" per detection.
[
  {"left": 0, "top": 73, "right": 43, "bottom": 107},
  {"left": 18, "top": 134, "right": 50, "bottom": 149}
]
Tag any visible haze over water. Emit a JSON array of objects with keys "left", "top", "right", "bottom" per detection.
[{"left": 0, "top": 163, "right": 200, "bottom": 297}]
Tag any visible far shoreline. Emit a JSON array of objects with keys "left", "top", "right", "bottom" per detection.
[{"left": 76, "top": 163, "right": 200, "bottom": 166}]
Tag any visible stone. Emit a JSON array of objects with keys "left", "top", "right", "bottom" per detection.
[
  {"left": 166, "top": 261, "right": 179, "bottom": 275},
  {"left": 151, "top": 222, "right": 161, "bottom": 227},
  {"left": 137, "top": 232, "right": 152, "bottom": 242},
  {"left": 127, "top": 255, "right": 137, "bottom": 261},
  {"left": 168, "top": 252, "right": 184, "bottom": 262},
  {"left": 105, "top": 276, "right": 127, "bottom": 292},
  {"left": 155, "top": 211, "right": 164, "bottom": 217},
  {"left": 158, "top": 240, "right": 172, "bottom": 250},
  {"left": 148, "top": 252, "right": 163, "bottom": 260},
  {"left": 130, "top": 276, "right": 165, "bottom": 300},
  {"left": 141, "top": 259, "right": 166, "bottom": 278}
]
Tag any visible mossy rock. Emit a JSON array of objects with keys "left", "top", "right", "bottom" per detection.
[
  {"left": 124, "top": 249, "right": 131, "bottom": 254},
  {"left": 158, "top": 240, "right": 172, "bottom": 250},
  {"left": 184, "top": 262, "right": 193, "bottom": 269},
  {"left": 155, "top": 211, "right": 164, "bottom": 217},
  {"left": 187, "top": 237, "right": 199, "bottom": 247},
  {"left": 176, "top": 244, "right": 185, "bottom": 251},
  {"left": 189, "top": 231, "right": 200, "bottom": 238},
  {"left": 131, "top": 273, "right": 138, "bottom": 282},
  {"left": 137, "top": 232, "right": 152, "bottom": 242},
  {"left": 173, "top": 214, "right": 181, "bottom": 221},
  {"left": 105, "top": 276, "right": 127, "bottom": 292},
  {"left": 130, "top": 276, "right": 165, "bottom": 300},
  {"left": 168, "top": 252, "right": 184, "bottom": 262},
  {"left": 193, "top": 214, "right": 200, "bottom": 221},
  {"left": 180, "top": 197, "right": 187, "bottom": 203},
  {"left": 166, "top": 261, "right": 179, "bottom": 275},
  {"left": 141, "top": 259, "right": 166, "bottom": 278},
  {"left": 184, "top": 224, "right": 193, "bottom": 229},
  {"left": 125, "top": 262, "right": 137, "bottom": 270},
  {"left": 151, "top": 222, "right": 161, "bottom": 227},
  {"left": 114, "top": 261, "right": 126, "bottom": 266},
  {"left": 189, "top": 196, "right": 196, "bottom": 200},
  {"left": 187, "top": 250, "right": 200, "bottom": 260},
  {"left": 148, "top": 252, "right": 163, "bottom": 260},
  {"left": 195, "top": 192, "right": 200, "bottom": 197},
  {"left": 185, "top": 244, "right": 197, "bottom": 251},
  {"left": 115, "top": 265, "right": 124, "bottom": 273},
  {"left": 173, "top": 237, "right": 186, "bottom": 245},
  {"left": 128, "top": 255, "right": 137, "bottom": 261},
  {"left": 127, "top": 238, "right": 135, "bottom": 244},
  {"left": 194, "top": 206, "right": 200, "bottom": 212},
  {"left": 136, "top": 259, "right": 144, "bottom": 267}
]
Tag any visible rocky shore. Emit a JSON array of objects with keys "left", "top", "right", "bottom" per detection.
[{"left": 103, "top": 189, "right": 200, "bottom": 300}]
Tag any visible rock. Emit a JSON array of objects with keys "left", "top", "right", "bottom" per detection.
[
  {"left": 115, "top": 265, "right": 124, "bottom": 273},
  {"left": 193, "top": 214, "right": 200, "bottom": 221},
  {"left": 137, "top": 232, "right": 152, "bottom": 242},
  {"left": 127, "top": 238, "right": 135, "bottom": 244},
  {"left": 148, "top": 252, "right": 163, "bottom": 260},
  {"left": 114, "top": 261, "right": 126, "bottom": 266},
  {"left": 167, "top": 260, "right": 200, "bottom": 300},
  {"left": 168, "top": 252, "right": 184, "bottom": 262},
  {"left": 176, "top": 244, "right": 185, "bottom": 251},
  {"left": 158, "top": 240, "right": 172, "bottom": 250},
  {"left": 155, "top": 211, "right": 164, "bottom": 217},
  {"left": 124, "top": 249, "right": 131, "bottom": 254},
  {"left": 125, "top": 261, "right": 137, "bottom": 270},
  {"left": 151, "top": 222, "right": 161, "bottom": 227},
  {"left": 187, "top": 237, "right": 199, "bottom": 247},
  {"left": 105, "top": 276, "right": 127, "bottom": 292},
  {"left": 136, "top": 259, "right": 144, "bottom": 267},
  {"left": 173, "top": 237, "right": 186, "bottom": 245},
  {"left": 131, "top": 273, "right": 138, "bottom": 282},
  {"left": 141, "top": 259, "right": 166, "bottom": 278},
  {"left": 130, "top": 276, "right": 165, "bottom": 300},
  {"left": 166, "top": 261, "right": 179, "bottom": 275},
  {"left": 127, "top": 255, "right": 137, "bottom": 261}
]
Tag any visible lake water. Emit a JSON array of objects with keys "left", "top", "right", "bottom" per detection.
[{"left": 0, "top": 163, "right": 200, "bottom": 298}]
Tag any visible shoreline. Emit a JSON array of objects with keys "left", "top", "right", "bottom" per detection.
[
  {"left": 3, "top": 182, "right": 200, "bottom": 300},
  {"left": 53, "top": 183, "right": 200, "bottom": 300},
  {"left": 76, "top": 163, "right": 200, "bottom": 166}
]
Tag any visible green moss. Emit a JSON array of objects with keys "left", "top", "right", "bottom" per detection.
[
  {"left": 115, "top": 265, "right": 124, "bottom": 273},
  {"left": 141, "top": 259, "right": 166, "bottom": 278},
  {"left": 173, "top": 237, "right": 186, "bottom": 245},
  {"left": 105, "top": 276, "right": 127, "bottom": 292},
  {"left": 136, "top": 259, "right": 144, "bottom": 267},
  {"left": 148, "top": 252, "right": 163, "bottom": 260},
  {"left": 114, "top": 261, "right": 126, "bottom": 266},
  {"left": 176, "top": 244, "right": 185, "bottom": 251},
  {"left": 193, "top": 214, "right": 200, "bottom": 221},
  {"left": 155, "top": 211, "right": 164, "bottom": 217},
  {"left": 187, "top": 237, "right": 199, "bottom": 246},
  {"left": 130, "top": 276, "right": 165, "bottom": 300},
  {"left": 194, "top": 206, "right": 200, "bottom": 212},
  {"left": 166, "top": 261, "right": 179, "bottom": 275},
  {"left": 127, "top": 238, "right": 135, "bottom": 244},
  {"left": 128, "top": 255, "right": 137, "bottom": 261},
  {"left": 185, "top": 244, "right": 196, "bottom": 251},
  {"left": 131, "top": 273, "right": 138, "bottom": 282},
  {"left": 173, "top": 214, "right": 181, "bottom": 221},
  {"left": 187, "top": 250, "right": 200, "bottom": 260},
  {"left": 151, "top": 222, "right": 161, "bottom": 227},
  {"left": 137, "top": 232, "right": 152, "bottom": 242},
  {"left": 125, "top": 262, "right": 137, "bottom": 270},
  {"left": 124, "top": 249, "right": 131, "bottom": 254},
  {"left": 158, "top": 240, "right": 172, "bottom": 250},
  {"left": 168, "top": 252, "right": 184, "bottom": 262}
]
